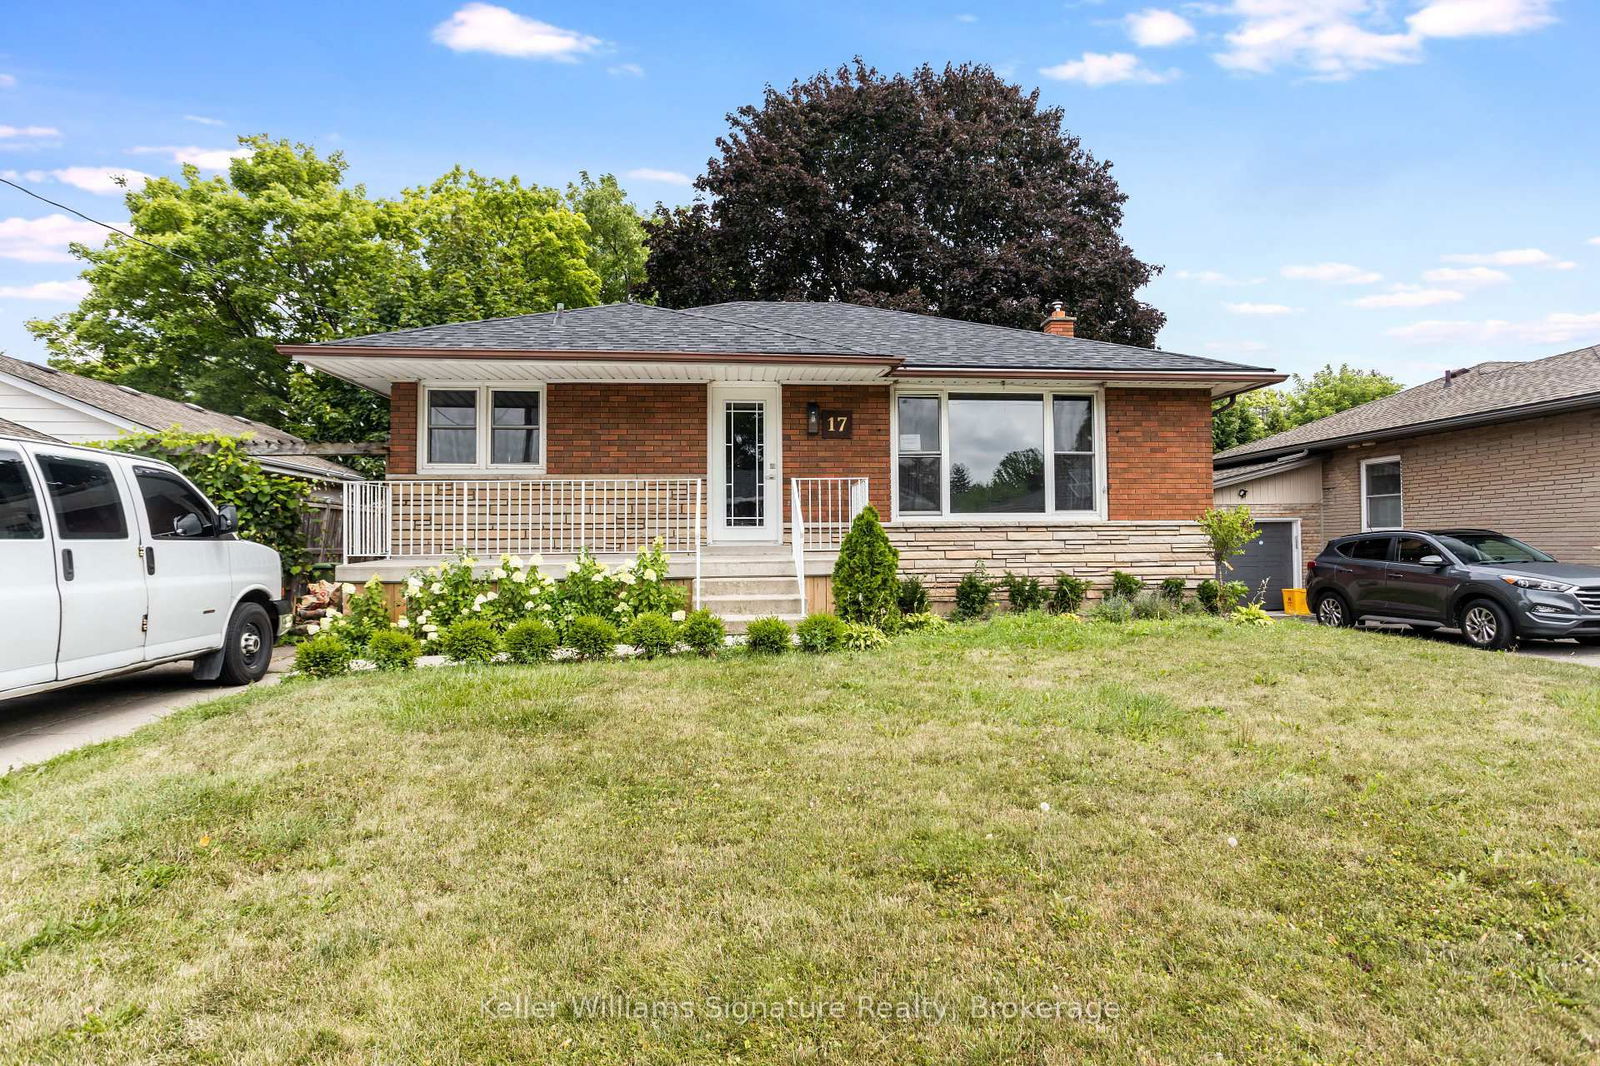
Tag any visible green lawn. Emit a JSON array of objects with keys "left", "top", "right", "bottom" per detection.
[{"left": 2, "top": 617, "right": 1598, "bottom": 1064}]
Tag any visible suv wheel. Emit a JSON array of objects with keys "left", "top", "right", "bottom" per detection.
[
  {"left": 218, "top": 602, "right": 274, "bottom": 685},
  {"left": 1459, "top": 599, "right": 1516, "bottom": 651},
  {"left": 1315, "top": 591, "right": 1354, "bottom": 628}
]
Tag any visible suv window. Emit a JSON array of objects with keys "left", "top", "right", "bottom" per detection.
[
  {"left": 135, "top": 467, "right": 215, "bottom": 538},
  {"left": 0, "top": 448, "right": 44, "bottom": 540},
  {"left": 1339, "top": 536, "right": 1392, "bottom": 562},
  {"left": 1395, "top": 537, "right": 1441, "bottom": 565},
  {"left": 38, "top": 455, "right": 128, "bottom": 540}
]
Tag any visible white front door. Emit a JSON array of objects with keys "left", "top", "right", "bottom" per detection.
[{"left": 708, "top": 385, "right": 781, "bottom": 542}]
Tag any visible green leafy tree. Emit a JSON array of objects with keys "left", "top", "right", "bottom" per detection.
[
  {"left": 645, "top": 60, "right": 1166, "bottom": 346},
  {"left": 1197, "top": 505, "right": 1260, "bottom": 580},
  {"left": 1215, "top": 364, "right": 1400, "bottom": 451},
  {"left": 831, "top": 504, "right": 900, "bottom": 626},
  {"left": 566, "top": 171, "right": 649, "bottom": 303},
  {"left": 90, "top": 429, "right": 311, "bottom": 581}
]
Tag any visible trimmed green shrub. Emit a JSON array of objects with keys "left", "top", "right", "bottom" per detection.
[
  {"left": 831, "top": 505, "right": 899, "bottom": 626},
  {"left": 679, "top": 610, "right": 726, "bottom": 657},
  {"left": 952, "top": 565, "right": 995, "bottom": 621},
  {"left": 503, "top": 618, "right": 558, "bottom": 664},
  {"left": 1050, "top": 574, "right": 1091, "bottom": 615},
  {"left": 1109, "top": 570, "right": 1142, "bottom": 598},
  {"left": 366, "top": 629, "right": 421, "bottom": 671},
  {"left": 566, "top": 615, "right": 619, "bottom": 661},
  {"left": 440, "top": 618, "right": 500, "bottom": 664},
  {"left": 841, "top": 622, "right": 889, "bottom": 651},
  {"left": 901, "top": 611, "right": 949, "bottom": 632},
  {"left": 1221, "top": 581, "right": 1249, "bottom": 613},
  {"left": 295, "top": 633, "right": 352, "bottom": 679},
  {"left": 1090, "top": 595, "right": 1133, "bottom": 624},
  {"left": 745, "top": 617, "right": 792, "bottom": 654},
  {"left": 896, "top": 576, "right": 930, "bottom": 616},
  {"left": 1160, "top": 577, "right": 1187, "bottom": 603},
  {"left": 1130, "top": 590, "right": 1178, "bottom": 620},
  {"left": 1197, "top": 578, "right": 1221, "bottom": 614},
  {"left": 623, "top": 612, "right": 680, "bottom": 659},
  {"left": 796, "top": 613, "right": 847, "bottom": 653},
  {"left": 340, "top": 576, "right": 393, "bottom": 650},
  {"left": 1001, "top": 572, "right": 1047, "bottom": 612}
]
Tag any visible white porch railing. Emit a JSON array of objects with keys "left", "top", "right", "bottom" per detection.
[
  {"left": 790, "top": 477, "right": 869, "bottom": 614},
  {"left": 344, "top": 478, "right": 705, "bottom": 564}
]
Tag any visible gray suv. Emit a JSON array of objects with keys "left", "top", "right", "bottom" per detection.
[{"left": 1306, "top": 528, "right": 1600, "bottom": 650}]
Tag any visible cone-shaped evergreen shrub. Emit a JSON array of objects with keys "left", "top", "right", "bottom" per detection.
[{"left": 831, "top": 504, "right": 899, "bottom": 626}]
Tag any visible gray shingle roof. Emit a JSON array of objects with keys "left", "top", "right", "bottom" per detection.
[
  {"left": 0, "top": 353, "right": 362, "bottom": 481},
  {"left": 300, "top": 300, "right": 1273, "bottom": 375},
  {"left": 0, "top": 417, "right": 61, "bottom": 443},
  {"left": 1214, "top": 344, "right": 1600, "bottom": 466}
]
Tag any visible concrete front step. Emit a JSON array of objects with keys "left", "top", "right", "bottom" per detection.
[
  {"left": 698, "top": 559, "right": 800, "bottom": 578},
  {"left": 722, "top": 613, "right": 807, "bottom": 635},
  {"left": 697, "top": 575, "right": 801, "bottom": 597},
  {"left": 700, "top": 593, "right": 804, "bottom": 617}
]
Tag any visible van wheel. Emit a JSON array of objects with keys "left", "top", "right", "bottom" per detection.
[
  {"left": 1315, "top": 591, "right": 1354, "bottom": 628},
  {"left": 218, "top": 602, "right": 274, "bottom": 685},
  {"left": 1460, "top": 599, "right": 1516, "bottom": 651}
]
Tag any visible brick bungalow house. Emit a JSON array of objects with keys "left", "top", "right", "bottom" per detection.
[
  {"left": 284, "top": 301, "right": 1283, "bottom": 622},
  {"left": 1212, "top": 343, "right": 1600, "bottom": 609}
]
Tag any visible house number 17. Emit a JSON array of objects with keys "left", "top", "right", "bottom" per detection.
[{"left": 821, "top": 411, "right": 852, "bottom": 438}]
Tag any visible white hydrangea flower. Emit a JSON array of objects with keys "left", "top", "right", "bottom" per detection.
[
  {"left": 490, "top": 568, "right": 507, "bottom": 580},
  {"left": 396, "top": 617, "right": 410, "bottom": 629},
  {"left": 641, "top": 568, "right": 657, "bottom": 582},
  {"left": 524, "top": 601, "right": 535, "bottom": 610},
  {"left": 326, "top": 608, "right": 342, "bottom": 619},
  {"left": 423, "top": 623, "right": 438, "bottom": 633},
  {"left": 511, "top": 570, "right": 528, "bottom": 583},
  {"left": 590, "top": 572, "right": 605, "bottom": 582},
  {"left": 405, "top": 577, "right": 423, "bottom": 592},
  {"left": 671, "top": 610, "right": 686, "bottom": 622},
  {"left": 341, "top": 582, "right": 357, "bottom": 595},
  {"left": 431, "top": 582, "right": 444, "bottom": 594},
  {"left": 506, "top": 554, "right": 523, "bottom": 569},
  {"left": 463, "top": 556, "right": 478, "bottom": 567},
  {"left": 619, "top": 572, "right": 636, "bottom": 586},
  {"left": 485, "top": 591, "right": 498, "bottom": 602},
  {"left": 528, "top": 553, "right": 543, "bottom": 567},
  {"left": 305, "top": 622, "right": 320, "bottom": 635}
]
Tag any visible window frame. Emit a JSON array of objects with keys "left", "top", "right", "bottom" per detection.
[
  {"left": 419, "top": 383, "right": 546, "bottom": 474},
  {"left": 1360, "top": 455, "right": 1403, "bottom": 531},
  {"left": 35, "top": 452, "right": 130, "bottom": 541},
  {"left": 0, "top": 446, "right": 46, "bottom": 541},
  {"left": 888, "top": 384, "right": 1107, "bottom": 523},
  {"left": 134, "top": 465, "right": 220, "bottom": 540}
]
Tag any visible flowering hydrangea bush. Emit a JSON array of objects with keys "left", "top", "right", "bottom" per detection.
[
  {"left": 399, "top": 551, "right": 487, "bottom": 645},
  {"left": 616, "top": 538, "right": 687, "bottom": 623}
]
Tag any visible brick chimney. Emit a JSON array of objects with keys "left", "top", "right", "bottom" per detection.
[{"left": 1042, "top": 301, "right": 1076, "bottom": 338}]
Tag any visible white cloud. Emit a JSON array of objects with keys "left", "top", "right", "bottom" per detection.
[
  {"left": 1421, "top": 266, "right": 1511, "bottom": 286},
  {"left": 1127, "top": 9, "right": 1196, "bottom": 46},
  {"left": 1175, "top": 269, "right": 1263, "bottom": 285},
  {"left": 1349, "top": 285, "right": 1465, "bottom": 309},
  {"left": 0, "top": 214, "right": 110, "bottom": 262},
  {"left": 0, "top": 126, "right": 61, "bottom": 140},
  {"left": 955, "top": 13, "right": 979, "bottom": 22},
  {"left": 1281, "top": 261, "right": 1382, "bottom": 284},
  {"left": 1408, "top": 0, "right": 1555, "bottom": 38},
  {"left": 4, "top": 166, "right": 152, "bottom": 195},
  {"left": 1225, "top": 301, "right": 1299, "bottom": 315},
  {"left": 1388, "top": 312, "right": 1600, "bottom": 346},
  {"left": 607, "top": 63, "right": 645, "bottom": 77},
  {"left": 0, "top": 279, "right": 90, "bottom": 301},
  {"left": 624, "top": 167, "right": 693, "bottom": 186},
  {"left": 182, "top": 114, "right": 225, "bottom": 126},
  {"left": 128, "top": 145, "right": 250, "bottom": 170},
  {"left": 1040, "top": 52, "right": 1179, "bottom": 86},
  {"left": 1440, "top": 247, "right": 1575, "bottom": 268},
  {"left": 432, "top": 3, "right": 601, "bottom": 61},
  {"left": 0, "top": 74, "right": 15, "bottom": 89},
  {"left": 1589, "top": 237, "right": 1600, "bottom": 246}
]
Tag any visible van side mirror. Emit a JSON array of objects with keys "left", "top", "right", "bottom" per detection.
[
  {"left": 173, "top": 512, "right": 206, "bottom": 538},
  {"left": 1418, "top": 554, "right": 1445, "bottom": 568},
  {"left": 215, "top": 505, "right": 238, "bottom": 535}
]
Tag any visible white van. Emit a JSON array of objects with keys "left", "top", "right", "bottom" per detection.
[{"left": 0, "top": 436, "right": 288, "bottom": 701}]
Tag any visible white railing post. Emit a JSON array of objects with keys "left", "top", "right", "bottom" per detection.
[
  {"left": 693, "top": 478, "right": 703, "bottom": 611},
  {"left": 791, "top": 478, "right": 806, "bottom": 616}
]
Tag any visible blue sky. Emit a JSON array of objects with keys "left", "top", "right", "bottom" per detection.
[{"left": 1, "top": 0, "right": 1595, "bottom": 386}]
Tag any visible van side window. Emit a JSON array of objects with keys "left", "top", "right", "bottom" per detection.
[
  {"left": 0, "top": 449, "right": 44, "bottom": 540},
  {"left": 37, "top": 455, "right": 129, "bottom": 540},
  {"left": 135, "top": 468, "right": 215, "bottom": 538}
]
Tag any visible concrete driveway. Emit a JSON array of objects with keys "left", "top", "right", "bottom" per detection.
[{"left": 1, "top": 652, "right": 291, "bottom": 774}]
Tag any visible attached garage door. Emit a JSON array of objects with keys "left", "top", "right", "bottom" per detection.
[{"left": 1229, "top": 521, "right": 1298, "bottom": 611}]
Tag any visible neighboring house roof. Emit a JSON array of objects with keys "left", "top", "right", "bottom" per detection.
[
  {"left": 1212, "top": 455, "right": 1314, "bottom": 488},
  {"left": 1214, "top": 343, "right": 1600, "bottom": 469},
  {"left": 290, "top": 300, "right": 1275, "bottom": 376},
  {"left": 0, "top": 416, "right": 61, "bottom": 443},
  {"left": 0, "top": 353, "right": 363, "bottom": 482}
]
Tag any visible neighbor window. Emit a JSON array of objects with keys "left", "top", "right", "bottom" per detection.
[
  {"left": 893, "top": 391, "right": 1099, "bottom": 517},
  {"left": 424, "top": 386, "right": 545, "bottom": 469},
  {"left": 1362, "top": 458, "right": 1402, "bottom": 529}
]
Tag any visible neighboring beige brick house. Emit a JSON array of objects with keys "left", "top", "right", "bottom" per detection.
[{"left": 1211, "top": 344, "right": 1600, "bottom": 608}]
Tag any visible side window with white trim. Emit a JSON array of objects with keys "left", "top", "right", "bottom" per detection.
[{"left": 1362, "top": 458, "right": 1402, "bottom": 529}]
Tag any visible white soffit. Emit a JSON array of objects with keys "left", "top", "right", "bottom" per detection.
[{"left": 291, "top": 356, "right": 892, "bottom": 394}]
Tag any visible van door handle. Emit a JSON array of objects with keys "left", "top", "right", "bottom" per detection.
[
  {"left": 145, "top": 546, "right": 156, "bottom": 575},
  {"left": 61, "top": 548, "right": 74, "bottom": 581}
]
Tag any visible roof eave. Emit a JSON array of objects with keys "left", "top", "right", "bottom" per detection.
[{"left": 278, "top": 344, "right": 904, "bottom": 368}]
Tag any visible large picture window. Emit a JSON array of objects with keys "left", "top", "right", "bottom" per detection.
[
  {"left": 893, "top": 391, "right": 1100, "bottom": 518},
  {"left": 423, "top": 386, "right": 545, "bottom": 470},
  {"left": 1362, "top": 457, "right": 1402, "bottom": 530}
]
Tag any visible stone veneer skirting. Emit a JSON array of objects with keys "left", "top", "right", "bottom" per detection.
[{"left": 886, "top": 521, "right": 1213, "bottom": 606}]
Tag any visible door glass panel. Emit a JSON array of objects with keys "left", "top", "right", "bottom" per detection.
[
  {"left": 948, "top": 394, "right": 1045, "bottom": 514},
  {"left": 0, "top": 449, "right": 44, "bottom": 540},
  {"left": 1395, "top": 537, "right": 1436, "bottom": 565},
  {"left": 136, "top": 468, "right": 216, "bottom": 538},
  {"left": 38, "top": 455, "right": 128, "bottom": 539},
  {"left": 1346, "top": 537, "right": 1391, "bottom": 562},
  {"left": 724, "top": 401, "right": 764, "bottom": 527}
]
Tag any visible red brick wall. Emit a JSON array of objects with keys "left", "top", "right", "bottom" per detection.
[
  {"left": 1105, "top": 387, "right": 1214, "bottom": 520},
  {"left": 388, "top": 382, "right": 418, "bottom": 476},
  {"left": 781, "top": 385, "right": 893, "bottom": 519},
  {"left": 546, "top": 383, "right": 707, "bottom": 475}
]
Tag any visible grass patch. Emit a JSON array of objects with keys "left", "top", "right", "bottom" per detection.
[{"left": 1, "top": 616, "right": 1597, "bottom": 1063}]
